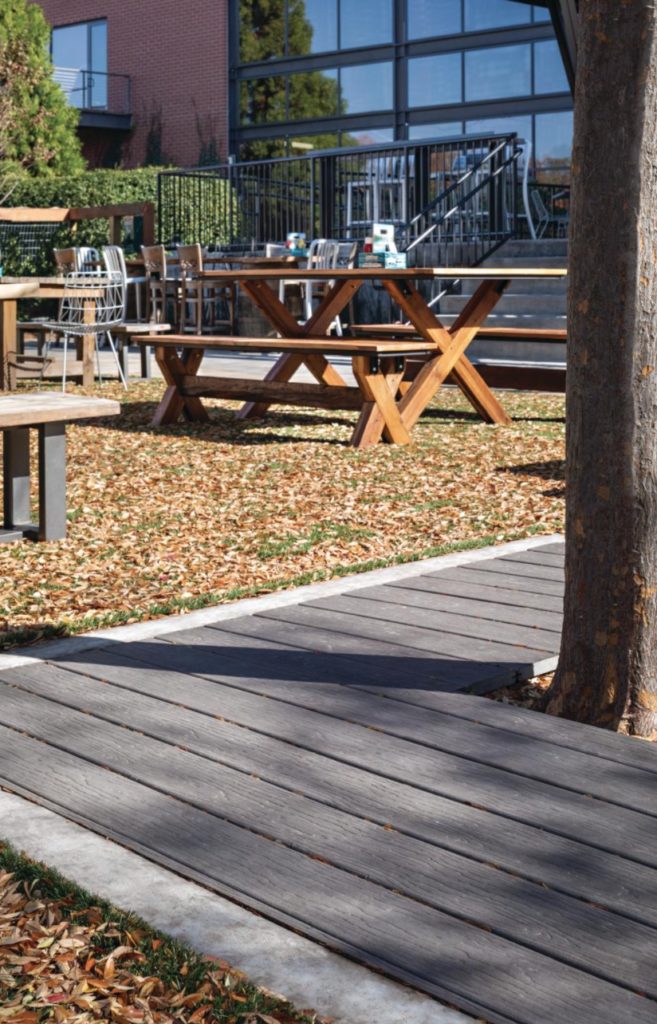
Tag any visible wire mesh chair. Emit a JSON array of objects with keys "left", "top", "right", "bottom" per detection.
[
  {"left": 41, "top": 271, "right": 127, "bottom": 390},
  {"left": 103, "top": 244, "right": 147, "bottom": 320}
]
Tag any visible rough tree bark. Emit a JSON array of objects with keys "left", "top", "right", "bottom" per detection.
[{"left": 545, "top": 0, "right": 657, "bottom": 735}]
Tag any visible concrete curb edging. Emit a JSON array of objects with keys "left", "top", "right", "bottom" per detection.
[
  {"left": 0, "top": 791, "right": 471, "bottom": 1024},
  {"left": 0, "top": 533, "right": 563, "bottom": 671}
]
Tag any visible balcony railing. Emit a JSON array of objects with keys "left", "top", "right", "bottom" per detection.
[{"left": 53, "top": 67, "right": 131, "bottom": 117}]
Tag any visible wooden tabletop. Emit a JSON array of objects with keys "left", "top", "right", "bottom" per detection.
[
  {"left": 0, "top": 393, "right": 121, "bottom": 429},
  {"left": 0, "top": 281, "right": 39, "bottom": 300},
  {"left": 199, "top": 266, "right": 568, "bottom": 281}
]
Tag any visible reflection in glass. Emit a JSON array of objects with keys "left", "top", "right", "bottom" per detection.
[
  {"left": 339, "top": 0, "right": 393, "bottom": 48},
  {"left": 465, "top": 43, "right": 531, "bottom": 101},
  {"left": 534, "top": 40, "right": 569, "bottom": 94},
  {"left": 90, "top": 21, "right": 107, "bottom": 107},
  {"left": 466, "top": 114, "right": 532, "bottom": 143},
  {"left": 408, "top": 121, "right": 464, "bottom": 139},
  {"left": 290, "top": 133, "right": 339, "bottom": 152},
  {"left": 408, "top": 0, "right": 461, "bottom": 39},
  {"left": 239, "top": 0, "right": 285, "bottom": 63},
  {"left": 287, "top": 0, "right": 338, "bottom": 55},
  {"left": 340, "top": 63, "right": 393, "bottom": 114},
  {"left": 409, "top": 53, "right": 462, "bottom": 107},
  {"left": 240, "top": 76, "right": 288, "bottom": 125},
  {"left": 289, "top": 68, "right": 339, "bottom": 120},
  {"left": 535, "top": 110, "right": 573, "bottom": 182},
  {"left": 533, "top": 3, "right": 552, "bottom": 22},
  {"left": 344, "top": 127, "right": 394, "bottom": 146},
  {"left": 464, "top": 0, "right": 531, "bottom": 31}
]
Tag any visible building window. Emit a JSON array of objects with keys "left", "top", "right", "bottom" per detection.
[
  {"left": 465, "top": 43, "right": 531, "bottom": 101},
  {"left": 408, "top": 121, "right": 464, "bottom": 139},
  {"left": 340, "top": 63, "right": 393, "bottom": 114},
  {"left": 51, "top": 20, "right": 107, "bottom": 109},
  {"left": 288, "top": 0, "right": 338, "bottom": 55},
  {"left": 339, "top": 0, "right": 393, "bottom": 48},
  {"left": 408, "top": 0, "right": 461, "bottom": 40},
  {"left": 409, "top": 53, "right": 462, "bottom": 108},
  {"left": 535, "top": 109, "right": 573, "bottom": 182},
  {"left": 464, "top": 0, "right": 531, "bottom": 32},
  {"left": 534, "top": 39, "right": 570, "bottom": 94}
]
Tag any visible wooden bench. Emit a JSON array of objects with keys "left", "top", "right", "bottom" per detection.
[
  {"left": 352, "top": 323, "right": 567, "bottom": 392},
  {"left": 140, "top": 334, "right": 438, "bottom": 447},
  {"left": 0, "top": 393, "right": 120, "bottom": 542}
]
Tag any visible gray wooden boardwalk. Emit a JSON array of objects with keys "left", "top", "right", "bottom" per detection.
[{"left": 2, "top": 540, "right": 657, "bottom": 1023}]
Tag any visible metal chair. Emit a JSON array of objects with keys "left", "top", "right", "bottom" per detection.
[
  {"left": 279, "top": 239, "right": 340, "bottom": 330},
  {"left": 103, "top": 244, "right": 147, "bottom": 320},
  {"left": 41, "top": 271, "right": 127, "bottom": 390}
]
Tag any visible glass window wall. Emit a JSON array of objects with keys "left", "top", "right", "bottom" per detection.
[
  {"left": 339, "top": 0, "right": 393, "bottom": 48},
  {"left": 51, "top": 20, "right": 107, "bottom": 109},
  {"left": 464, "top": 0, "right": 531, "bottom": 32},
  {"left": 534, "top": 39, "right": 569, "bottom": 93},
  {"left": 408, "top": 0, "right": 461, "bottom": 40},
  {"left": 409, "top": 52, "right": 462, "bottom": 107},
  {"left": 408, "top": 121, "right": 464, "bottom": 139},
  {"left": 465, "top": 42, "right": 531, "bottom": 100},
  {"left": 288, "top": 0, "right": 338, "bottom": 54},
  {"left": 340, "top": 62, "right": 393, "bottom": 114},
  {"left": 535, "top": 109, "right": 573, "bottom": 182}
]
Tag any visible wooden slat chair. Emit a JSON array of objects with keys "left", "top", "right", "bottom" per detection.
[{"left": 141, "top": 244, "right": 178, "bottom": 324}]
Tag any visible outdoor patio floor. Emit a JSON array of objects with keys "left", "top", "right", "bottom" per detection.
[{"left": 2, "top": 540, "right": 657, "bottom": 1023}]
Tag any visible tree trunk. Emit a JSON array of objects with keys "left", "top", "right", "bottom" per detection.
[{"left": 545, "top": 1, "right": 657, "bottom": 734}]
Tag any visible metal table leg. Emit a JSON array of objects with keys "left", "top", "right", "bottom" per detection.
[
  {"left": 37, "top": 422, "right": 67, "bottom": 541},
  {"left": 2, "top": 427, "right": 31, "bottom": 542}
]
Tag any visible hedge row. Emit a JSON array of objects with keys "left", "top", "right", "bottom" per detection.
[{"left": 1, "top": 167, "right": 239, "bottom": 275}]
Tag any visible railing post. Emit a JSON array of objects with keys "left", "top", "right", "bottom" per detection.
[{"left": 319, "top": 156, "right": 336, "bottom": 239}]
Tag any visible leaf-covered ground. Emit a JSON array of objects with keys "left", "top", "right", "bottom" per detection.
[
  {"left": 0, "top": 381, "right": 565, "bottom": 647},
  {"left": 0, "top": 841, "right": 323, "bottom": 1024}
]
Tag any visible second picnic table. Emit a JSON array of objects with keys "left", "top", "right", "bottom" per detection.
[{"left": 141, "top": 265, "right": 567, "bottom": 448}]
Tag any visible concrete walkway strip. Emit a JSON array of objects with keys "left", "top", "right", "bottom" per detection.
[
  {"left": 0, "top": 791, "right": 472, "bottom": 1024},
  {"left": 0, "top": 533, "right": 563, "bottom": 671}
]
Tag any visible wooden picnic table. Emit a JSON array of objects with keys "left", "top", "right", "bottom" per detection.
[
  {"left": 0, "top": 277, "right": 106, "bottom": 389},
  {"left": 141, "top": 265, "right": 567, "bottom": 447}
]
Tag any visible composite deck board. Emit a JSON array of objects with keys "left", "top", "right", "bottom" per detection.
[
  {"left": 2, "top": 681, "right": 657, "bottom": 999},
  {"left": 23, "top": 646, "right": 657, "bottom": 865},
  {"left": 385, "top": 573, "right": 565, "bottom": 613},
  {"left": 255, "top": 604, "right": 558, "bottom": 669},
  {"left": 304, "top": 593, "right": 561, "bottom": 649},
  {"left": 4, "top": 730, "right": 656, "bottom": 1024},
  {"left": 7, "top": 655, "right": 657, "bottom": 928},
  {"left": 4, "top": 540, "right": 657, "bottom": 1022},
  {"left": 351, "top": 582, "right": 564, "bottom": 632}
]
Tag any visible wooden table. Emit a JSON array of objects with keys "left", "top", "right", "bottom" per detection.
[
  {"left": 0, "top": 393, "right": 120, "bottom": 541},
  {"left": 0, "top": 277, "right": 105, "bottom": 389},
  {"left": 144, "top": 266, "right": 566, "bottom": 443}
]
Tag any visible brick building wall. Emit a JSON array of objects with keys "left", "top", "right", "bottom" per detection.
[{"left": 37, "top": 0, "right": 229, "bottom": 169}]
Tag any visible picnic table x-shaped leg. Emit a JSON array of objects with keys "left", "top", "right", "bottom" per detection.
[{"left": 238, "top": 275, "right": 512, "bottom": 435}]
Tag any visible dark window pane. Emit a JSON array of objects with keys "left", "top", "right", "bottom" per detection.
[
  {"left": 343, "top": 127, "right": 394, "bottom": 146},
  {"left": 534, "top": 109, "right": 573, "bottom": 182},
  {"left": 340, "top": 63, "right": 393, "bottom": 113},
  {"left": 464, "top": 0, "right": 531, "bottom": 31},
  {"left": 240, "top": 76, "right": 287, "bottom": 124},
  {"left": 240, "top": 0, "right": 285, "bottom": 63},
  {"left": 465, "top": 43, "right": 531, "bottom": 100},
  {"left": 409, "top": 53, "right": 462, "bottom": 107},
  {"left": 339, "top": 0, "right": 393, "bottom": 48},
  {"left": 534, "top": 40, "right": 569, "bottom": 94},
  {"left": 408, "top": 121, "right": 463, "bottom": 139},
  {"left": 287, "top": 0, "right": 337, "bottom": 55},
  {"left": 407, "top": 0, "right": 461, "bottom": 39},
  {"left": 289, "top": 68, "right": 339, "bottom": 120}
]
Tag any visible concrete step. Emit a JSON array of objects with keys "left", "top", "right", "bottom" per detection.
[
  {"left": 479, "top": 255, "right": 568, "bottom": 269},
  {"left": 440, "top": 292, "right": 566, "bottom": 315},
  {"left": 469, "top": 338, "right": 567, "bottom": 365},
  {"left": 498, "top": 239, "right": 568, "bottom": 258},
  {"left": 459, "top": 276, "right": 568, "bottom": 295},
  {"left": 439, "top": 312, "right": 567, "bottom": 331}
]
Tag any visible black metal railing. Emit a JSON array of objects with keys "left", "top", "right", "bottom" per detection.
[
  {"left": 54, "top": 67, "right": 131, "bottom": 116},
  {"left": 157, "top": 133, "right": 520, "bottom": 264}
]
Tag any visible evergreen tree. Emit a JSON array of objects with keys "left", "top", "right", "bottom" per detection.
[{"left": 0, "top": 0, "right": 84, "bottom": 178}]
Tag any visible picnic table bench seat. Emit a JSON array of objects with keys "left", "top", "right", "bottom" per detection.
[
  {"left": 0, "top": 393, "right": 120, "bottom": 542},
  {"left": 352, "top": 323, "right": 567, "bottom": 392}
]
